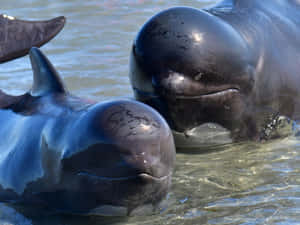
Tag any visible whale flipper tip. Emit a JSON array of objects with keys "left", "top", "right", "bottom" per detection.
[{"left": 0, "top": 15, "right": 66, "bottom": 63}]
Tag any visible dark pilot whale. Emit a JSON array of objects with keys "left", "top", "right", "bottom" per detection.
[
  {"left": 0, "top": 13, "right": 65, "bottom": 63},
  {"left": 129, "top": 0, "right": 300, "bottom": 148},
  {"left": 0, "top": 47, "right": 175, "bottom": 216}
]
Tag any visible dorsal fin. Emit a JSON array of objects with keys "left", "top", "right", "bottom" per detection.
[{"left": 29, "top": 47, "right": 66, "bottom": 96}]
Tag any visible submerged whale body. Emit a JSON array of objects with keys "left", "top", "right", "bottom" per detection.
[
  {"left": 0, "top": 14, "right": 65, "bottom": 63},
  {"left": 130, "top": 0, "right": 300, "bottom": 148},
  {"left": 0, "top": 47, "right": 175, "bottom": 216}
]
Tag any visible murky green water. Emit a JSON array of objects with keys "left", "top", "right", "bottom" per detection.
[{"left": 1, "top": 0, "right": 300, "bottom": 224}]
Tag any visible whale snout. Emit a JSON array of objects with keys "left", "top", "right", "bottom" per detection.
[{"left": 61, "top": 140, "right": 172, "bottom": 183}]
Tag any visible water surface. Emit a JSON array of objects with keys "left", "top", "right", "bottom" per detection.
[{"left": 1, "top": 0, "right": 300, "bottom": 224}]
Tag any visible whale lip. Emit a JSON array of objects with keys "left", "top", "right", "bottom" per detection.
[{"left": 173, "top": 88, "right": 240, "bottom": 100}]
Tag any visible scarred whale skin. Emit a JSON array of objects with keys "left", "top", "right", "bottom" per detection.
[
  {"left": 129, "top": 0, "right": 300, "bottom": 147},
  {"left": 0, "top": 47, "right": 176, "bottom": 216}
]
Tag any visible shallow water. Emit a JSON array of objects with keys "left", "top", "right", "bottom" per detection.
[{"left": 1, "top": 0, "right": 300, "bottom": 224}]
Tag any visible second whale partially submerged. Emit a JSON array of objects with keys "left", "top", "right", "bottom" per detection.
[
  {"left": 0, "top": 47, "right": 175, "bottom": 216},
  {"left": 130, "top": 0, "right": 300, "bottom": 148}
]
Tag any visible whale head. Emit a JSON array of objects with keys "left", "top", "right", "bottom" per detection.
[
  {"left": 10, "top": 47, "right": 176, "bottom": 216},
  {"left": 129, "top": 7, "right": 264, "bottom": 147}
]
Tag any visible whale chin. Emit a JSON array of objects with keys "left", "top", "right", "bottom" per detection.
[
  {"left": 30, "top": 171, "right": 173, "bottom": 217},
  {"left": 75, "top": 172, "right": 172, "bottom": 216},
  {"left": 87, "top": 201, "right": 166, "bottom": 217}
]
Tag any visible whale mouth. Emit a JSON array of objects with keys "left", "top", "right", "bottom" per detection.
[
  {"left": 173, "top": 88, "right": 240, "bottom": 100},
  {"left": 77, "top": 171, "right": 171, "bottom": 182},
  {"left": 133, "top": 87, "right": 244, "bottom": 137},
  {"left": 160, "top": 87, "right": 244, "bottom": 133}
]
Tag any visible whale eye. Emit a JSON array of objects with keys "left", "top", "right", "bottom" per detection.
[
  {"left": 193, "top": 71, "right": 226, "bottom": 83},
  {"left": 194, "top": 73, "right": 203, "bottom": 81}
]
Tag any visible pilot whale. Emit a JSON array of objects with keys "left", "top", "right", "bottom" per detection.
[
  {"left": 129, "top": 0, "right": 300, "bottom": 148},
  {"left": 0, "top": 14, "right": 65, "bottom": 63},
  {"left": 0, "top": 47, "right": 175, "bottom": 216}
]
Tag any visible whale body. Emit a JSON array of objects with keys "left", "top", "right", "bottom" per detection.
[{"left": 0, "top": 48, "right": 176, "bottom": 216}]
